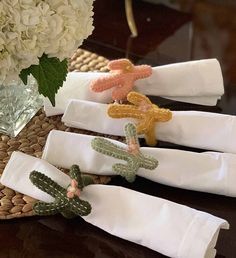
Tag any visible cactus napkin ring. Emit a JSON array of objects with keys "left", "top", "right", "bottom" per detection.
[
  {"left": 90, "top": 59, "right": 152, "bottom": 102},
  {"left": 91, "top": 123, "right": 158, "bottom": 183},
  {"left": 29, "top": 165, "right": 93, "bottom": 218},
  {"left": 108, "top": 92, "right": 172, "bottom": 146}
]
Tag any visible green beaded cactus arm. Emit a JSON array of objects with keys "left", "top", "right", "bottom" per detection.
[
  {"left": 91, "top": 123, "right": 158, "bottom": 183},
  {"left": 29, "top": 165, "right": 93, "bottom": 218}
]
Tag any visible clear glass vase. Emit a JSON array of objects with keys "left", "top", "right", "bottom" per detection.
[{"left": 0, "top": 77, "right": 43, "bottom": 137}]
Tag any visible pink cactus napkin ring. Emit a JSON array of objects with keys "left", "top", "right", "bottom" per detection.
[{"left": 90, "top": 58, "right": 152, "bottom": 102}]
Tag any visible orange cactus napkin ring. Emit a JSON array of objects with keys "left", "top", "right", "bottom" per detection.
[
  {"left": 90, "top": 59, "right": 152, "bottom": 102},
  {"left": 108, "top": 92, "right": 172, "bottom": 146}
]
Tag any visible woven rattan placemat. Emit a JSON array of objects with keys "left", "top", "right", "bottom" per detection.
[{"left": 0, "top": 49, "right": 124, "bottom": 220}]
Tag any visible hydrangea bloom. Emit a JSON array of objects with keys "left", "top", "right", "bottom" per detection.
[{"left": 0, "top": 0, "right": 94, "bottom": 84}]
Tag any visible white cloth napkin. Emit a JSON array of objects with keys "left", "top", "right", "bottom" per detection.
[
  {"left": 44, "top": 59, "right": 224, "bottom": 116},
  {"left": 42, "top": 130, "right": 236, "bottom": 197},
  {"left": 0, "top": 151, "right": 229, "bottom": 258},
  {"left": 62, "top": 99, "right": 236, "bottom": 153}
]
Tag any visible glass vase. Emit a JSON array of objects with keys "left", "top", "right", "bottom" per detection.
[{"left": 0, "top": 76, "right": 43, "bottom": 137}]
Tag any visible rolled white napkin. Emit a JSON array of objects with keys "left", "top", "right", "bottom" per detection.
[
  {"left": 44, "top": 59, "right": 224, "bottom": 116},
  {"left": 62, "top": 99, "right": 236, "bottom": 153},
  {"left": 0, "top": 151, "right": 229, "bottom": 258},
  {"left": 42, "top": 130, "right": 236, "bottom": 197}
]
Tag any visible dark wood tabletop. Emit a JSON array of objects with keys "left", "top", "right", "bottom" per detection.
[{"left": 0, "top": 1, "right": 235, "bottom": 257}]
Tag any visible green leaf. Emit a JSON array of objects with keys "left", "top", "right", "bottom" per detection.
[
  {"left": 19, "top": 69, "right": 30, "bottom": 85},
  {"left": 19, "top": 54, "right": 68, "bottom": 106}
]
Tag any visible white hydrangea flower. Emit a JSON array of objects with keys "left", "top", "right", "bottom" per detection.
[{"left": 0, "top": 0, "right": 94, "bottom": 84}]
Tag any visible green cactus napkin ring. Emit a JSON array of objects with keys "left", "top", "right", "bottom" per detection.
[
  {"left": 91, "top": 123, "right": 158, "bottom": 183},
  {"left": 29, "top": 165, "right": 93, "bottom": 218}
]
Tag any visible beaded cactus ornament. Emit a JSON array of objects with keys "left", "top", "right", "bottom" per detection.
[
  {"left": 90, "top": 59, "right": 152, "bottom": 102},
  {"left": 91, "top": 123, "right": 158, "bottom": 183},
  {"left": 29, "top": 165, "right": 93, "bottom": 218},
  {"left": 108, "top": 92, "right": 172, "bottom": 146}
]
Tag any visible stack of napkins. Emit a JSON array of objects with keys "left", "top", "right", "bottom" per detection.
[{"left": 0, "top": 58, "right": 231, "bottom": 258}]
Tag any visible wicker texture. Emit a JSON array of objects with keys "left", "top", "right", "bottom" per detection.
[{"left": 0, "top": 49, "right": 124, "bottom": 219}]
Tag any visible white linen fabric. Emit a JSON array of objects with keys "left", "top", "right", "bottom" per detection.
[
  {"left": 42, "top": 130, "right": 236, "bottom": 197},
  {"left": 44, "top": 59, "right": 224, "bottom": 116},
  {"left": 62, "top": 99, "right": 236, "bottom": 153},
  {"left": 0, "top": 151, "right": 229, "bottom": 258}
]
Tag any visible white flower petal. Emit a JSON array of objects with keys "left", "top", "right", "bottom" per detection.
[{"left": 0, "top": 0, "right": 94, "bottom": 84}]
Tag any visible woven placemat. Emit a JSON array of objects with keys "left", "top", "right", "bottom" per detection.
[{"left": 0, "top": 49, "right": 124, "bottom": 220}]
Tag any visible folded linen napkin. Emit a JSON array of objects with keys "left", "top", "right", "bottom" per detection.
[
  {"left": 62, "top": 99, "right": 236, "bottom": 153},
  {"left": 44, "top": 59, "right": 224, "bottom": 116},
  {"left": 42, "top": 130, "right": 236, "bottom": 197},
  {"left": 0, "top": 151, "right": 229, "bottom": 258}
]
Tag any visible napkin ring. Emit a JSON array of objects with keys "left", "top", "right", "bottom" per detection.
[
  {"left": 29, "top": 165, "right": 93, "bottom": 218},
  {"left": 91, "top": 123, "right": 158, "bottom": 182},
  {"left": 90, "top": 59, "right": 152, "bottom": 102},
  {"left": 108, "top": 92, "right": 172, "bottom": 146}
]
